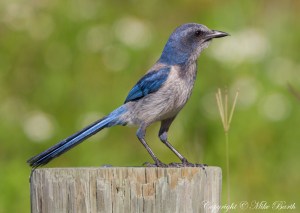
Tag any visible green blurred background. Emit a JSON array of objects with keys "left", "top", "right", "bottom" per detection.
[{"left": 0, "top": 0, "right": 299, "bottom": 212}]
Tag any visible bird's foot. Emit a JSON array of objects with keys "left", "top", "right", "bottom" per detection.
[
  {"left": 168, "top": 158, "right": 208, "bottom": 170},
  {"left": 143, "top": 160, "right": 168, "bottom": 168},
  {"left": 143, "top": 159, "right": 207, "bottom": 169}
]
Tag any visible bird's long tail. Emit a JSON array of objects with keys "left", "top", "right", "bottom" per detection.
[{"left": 27, "top": 105, "right": 127, "bottom": 168}]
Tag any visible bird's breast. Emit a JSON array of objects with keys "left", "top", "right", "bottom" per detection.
[
  {"left": 123, "top": 64, "right": 197, "bottom": 125},
  {"left": 168, "top": 65, "right": 196, "bottom": 104}
]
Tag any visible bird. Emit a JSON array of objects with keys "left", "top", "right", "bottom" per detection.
[{"left": 27, "top": 23, "right": 229, "bottom": 168}]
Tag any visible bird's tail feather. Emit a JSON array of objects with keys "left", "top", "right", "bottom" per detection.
[{"left": 27, "top": 105, "right": 127, "bottom": 168}]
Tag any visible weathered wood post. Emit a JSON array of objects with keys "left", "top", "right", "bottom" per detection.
[{"left": 30, "top": 167, "right": 221, "bottom": 213}]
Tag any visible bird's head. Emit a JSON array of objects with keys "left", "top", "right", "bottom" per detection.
[{"left": 159, "top": 23, "right": 229, "bottom": 65}]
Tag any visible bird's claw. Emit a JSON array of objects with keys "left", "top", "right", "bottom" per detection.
[
  {"left": 143, "top": 158, "right": 207, "bottom": 169},
  {"left": 143, "top": 162, "right": 157, "bottom": 167},
  {"left": 143, "top": 161, "right": 168, "bottom": 168},
  {"left": 168, "top": 159, "right": 207, "bottom": 170}
]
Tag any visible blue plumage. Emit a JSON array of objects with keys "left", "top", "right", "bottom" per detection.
[
  {"left": 124, "top": 67, "right": 170, "bottom": 103},
  {"left": 27, "top": 23, "right": 228, "bottom": 168},
  {"left": 27, "top": 105, "right": 127, "bottom": 167}
]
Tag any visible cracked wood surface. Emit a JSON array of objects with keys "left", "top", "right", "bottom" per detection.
[{"left": 30, "top": 167, "right": 221, "bottom": 213}]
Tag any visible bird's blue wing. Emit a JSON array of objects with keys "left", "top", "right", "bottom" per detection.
[{"left": 124, "top": 67, "right": 171, "bottom": 103}]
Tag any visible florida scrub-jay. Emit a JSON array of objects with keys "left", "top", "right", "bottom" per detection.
[{"left": 27, "top": 23, "right": 228, "bottom": 168}]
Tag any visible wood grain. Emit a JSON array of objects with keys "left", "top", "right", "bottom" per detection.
[{"left": 30, "top": 167, "right": 221, "bottom": 213}]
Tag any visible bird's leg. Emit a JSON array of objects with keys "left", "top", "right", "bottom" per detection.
[
  {"left": 137, "top": 124, "right": 167, "bottom": 167},
  {"left": 159, "top": 118, "right": 188, "bottom": 164},
  {"left": 159, "top": 118, "right": 207, "bottom": 169}
]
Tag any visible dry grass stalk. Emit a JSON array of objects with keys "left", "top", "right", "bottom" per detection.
[
  {"left": 216, "top": 88, "right": 239, "bottom": 133},
  {"left": 215, "top": 88, "right": 239, "bottom": 211}
]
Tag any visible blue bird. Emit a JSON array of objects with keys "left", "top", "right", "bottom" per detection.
[{"left": 27, "top": 23, "right": 228, "bottom": 168}]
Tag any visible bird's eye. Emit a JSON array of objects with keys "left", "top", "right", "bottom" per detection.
[{"left": 195, "top": 30, "right": 202, "bottom": 37}]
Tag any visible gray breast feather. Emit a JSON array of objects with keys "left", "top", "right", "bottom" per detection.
[{"left": 121, "top": 65, "right": 197, "bottom": 125}]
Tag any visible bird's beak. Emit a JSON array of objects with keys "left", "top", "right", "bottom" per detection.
[{"left": 204, "top": 30, "right": 229, "bottom": 41}]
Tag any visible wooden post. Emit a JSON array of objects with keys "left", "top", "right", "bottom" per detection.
[{"left": 30, "top": 167, "right": 221, "bottom": 213}]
